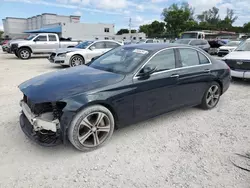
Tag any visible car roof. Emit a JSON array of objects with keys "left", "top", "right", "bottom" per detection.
[{"left": 124, "top": 43, "right": 191, "bottom": 52}]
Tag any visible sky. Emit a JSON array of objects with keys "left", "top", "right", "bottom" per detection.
[{"left": 1, "top": 0, "right": 250, "bottom": 32}]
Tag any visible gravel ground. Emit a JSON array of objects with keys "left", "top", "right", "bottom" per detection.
[{"left": 0, "top": 50, "right": 249, "bottom": 188}]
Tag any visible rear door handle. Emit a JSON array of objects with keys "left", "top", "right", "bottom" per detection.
[
  {"left": 170, "top": 74, "right": 179, "bottom": 78},
  {"left": 204, "top": 69, "right": 211, "bottom": 73}
]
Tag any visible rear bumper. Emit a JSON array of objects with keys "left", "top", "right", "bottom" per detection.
[{"left": 231, "top": 70, "right": 250, "bottom": 79}]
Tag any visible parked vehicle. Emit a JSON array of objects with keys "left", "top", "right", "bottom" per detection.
[
  {"left": 19, "top": 43, "right": 231, "bottom": 151},
  {"left": 217, "top": 40, "right": 241, "bottom": 57},
  {"left": 10, "top": 33, "right": 81, "bottom": 60},
  {"left": 174, "top": 39, "right": 210, "bottom": 52},
  {"left": 222, "top": 39, "right": 250, "bottom": 79},
  {"left": 48, "top": 40, "right": 123, "bottom": 67}
]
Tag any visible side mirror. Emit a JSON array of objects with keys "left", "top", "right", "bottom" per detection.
[
  {"left": 33, "top": 38, "right": 39, "bottom": 42},
  {"left": 137, "top": 65, "right": 156, "bottom": 78},
  {"left": 89, "top": 46, "right": 95, "bottom": 50}
]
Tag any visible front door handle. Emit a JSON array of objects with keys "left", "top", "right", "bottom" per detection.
[
  {"left": 204, "top": 69, "right": 211, "bottom": 73},
  {"left": 170, "top": 74, "right": 179, "bottom": 78}
]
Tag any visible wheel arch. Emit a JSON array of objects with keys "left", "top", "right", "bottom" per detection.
[
  {"left": 75, "top": 101, "right": 119, "bottom": 128},
  {"left": 70, "top": 54, "right": 85, "bottom": 62},
  {"left": 214, "top": 79, "right": 223, "bottom": 95}
]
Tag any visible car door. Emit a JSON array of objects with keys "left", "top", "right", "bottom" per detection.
[
  {"left": 132, "top": 48, "right": 182, "bottom": 121},
  {"left": 47, "top": 34, "right": 59, "bottom": 52},
  {"left": 175, "top": 47, "right": 213, "bottom": 106},
  {"left": 32, "top": 34, "right": 48, "bottom": 53},
  {"left": 86, "top": 41, "right": 106, "bottom": 61}
]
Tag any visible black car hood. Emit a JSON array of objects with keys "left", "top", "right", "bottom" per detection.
[{"left": 19, "top": 66, "right": 124, "bottom": 103}]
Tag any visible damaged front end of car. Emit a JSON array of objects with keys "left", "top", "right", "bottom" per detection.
[{"left": 19, "top": 94, "right": 74, "bottom": 146}]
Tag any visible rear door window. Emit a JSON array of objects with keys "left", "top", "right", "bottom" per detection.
[
  {"left": 91, "top": 42, "right": 106, "bottom": 49},
  {"left": 105, "top": 41, "right": 120, "bottom": 48},
  {"left": 179, "top": 48, "right": 200, "bottom": 67},
  {"left": 198, "top": 52, "right": 210, "bottom": 64},
  {"left": 48, "top": 35, "right": 57, "bottom": 41}
]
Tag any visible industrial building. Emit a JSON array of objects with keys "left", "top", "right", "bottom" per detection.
[{"left": 2, "top": 13, "right": 115, "bottom": 40}]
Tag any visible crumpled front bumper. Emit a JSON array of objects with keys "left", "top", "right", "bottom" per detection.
[
  {"left": 19, "top": 100, "right": 76, "bottom": 146},
  {"left": 19, "top": 100, "right": 62, "bottom": 146}
]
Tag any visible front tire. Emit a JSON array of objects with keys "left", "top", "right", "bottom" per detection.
[
  {"left": 70, "top": 55, "right": 84, "bottom": 67},
  {"left": 200, "top": 82, "right": 221, "bottom": 110},
  {"left": 18, "top": 48, "right": 31, "bottom": 60},
  {"left": 68, "top": 105, "right": 115, "bottom": 151}
]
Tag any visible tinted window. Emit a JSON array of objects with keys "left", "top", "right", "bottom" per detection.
[
  {"left": 105, "top": 41, "right": 120, "bottom": 48},
  {"left": 198, "top": 52, "right": 210, "bottom": 64},
  {"left": 48, "top": 35, "right": 57, "bottom": 41},
  {"left": 91, "top": 42, "right": 105, "bottom": 49},
  {"left": 146, "top": 40, "right": 154, "bottom": 43},
  {"left": 190, "top": 40, "right": 202, "bottom": 46},
  {"left": 200, "top": 40, "right": 208, "bottom": 45},
  {"left": 35, "top": 35, "right": 47, "bottom": 41},
  {"left": 179, "top": 48, "right": 199, "bottom": 67},
  {"left": 146, "top": 49, "right": 176, "bottom": 72}
]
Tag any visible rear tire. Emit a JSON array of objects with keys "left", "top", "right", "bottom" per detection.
[
  {"left": 70, "top": 55, "right": 84, "bottom": 67},
  {"left": 200, "top": 82, "right": 221, "bottom": 110},
  {"left": 68, "top": 105, "right": 115, "bottom": 152},
  {"left": 18, "top": 48, "right": 31, "bottom": 60}
]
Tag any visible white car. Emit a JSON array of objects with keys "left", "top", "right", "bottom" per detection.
[
  {"left": 48, "top": 40, "right": 123, "bottom": 67},
  {"left": 217, "top": 40, "right": 241, "bottom": 57},
  {"left": 222, "top": 39, "right": 250, "bottom": 79}
]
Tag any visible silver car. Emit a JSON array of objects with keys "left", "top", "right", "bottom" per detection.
[
  {"left": 175, "top": 39, "right": 210, "bottom": 53},
  {"left": 48, "top": 40, "right": 123, "bottom": 67}
]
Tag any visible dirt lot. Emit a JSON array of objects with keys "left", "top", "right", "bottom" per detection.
[{"left": 0, "top": 50, "right": 249, "bottom": 188}]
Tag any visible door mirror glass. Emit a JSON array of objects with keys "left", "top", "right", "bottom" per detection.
[
  {"left": 138, "top": 65, "right": 156, "bottom": 77},
  {"left": 89, "top": 46, "right": 96, "bottom": 50}
]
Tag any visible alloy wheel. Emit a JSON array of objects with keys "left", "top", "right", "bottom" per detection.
[
  {"left": 20, "top": 50, "right": 29, "bottom": 59},
  {"left": 206, "top": 85, "right": 220, "bottom": 108},
  {"left": 71, "top": 57, "right": 83, "bottom": 66},
  {"left": 77, "top": 112, "right": 111, "bottom": 147}
]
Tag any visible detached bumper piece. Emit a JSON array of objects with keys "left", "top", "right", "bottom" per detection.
[{"left": 19, "top": 100, "right": 62, "bottom": 147}]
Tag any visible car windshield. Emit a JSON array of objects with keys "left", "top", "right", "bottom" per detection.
[
  {"left": 174, "top": 39, "right": 191, "bottom": 44},
  {"left": 226, "top": 41, "right": 240, "bottom": 46},
  {"left": 235, "top": 41, "right": 250, "bottom": 51},
  {"left": 25, "top": 35, "right": 37, "bottom": 40},
  {"left": 75, "top": 41, "right": 93, "bottom": 49},
  {"left": 89, "top": 46, "right": 151, "bottom": 74}
]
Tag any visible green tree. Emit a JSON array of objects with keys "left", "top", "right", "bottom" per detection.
[
  {"left": 162, "top": 2, "right": 196, "bottom": 37},
  {"left": 139, "top": 21, "right": 165, "bottom": 37},
  {"left": 243, "top": 22, "right": 250, "bottom": 33},
  {"left": 197, "top": 7, "right": 220, "bottom": 25},
  {"left": 0, "top": 30, "right": 3, "bottom": 39},
  {"left": 139, "top": 24, "right": 151, "bottom": 36}
]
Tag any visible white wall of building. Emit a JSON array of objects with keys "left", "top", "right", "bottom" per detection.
[
  {"left": 61, "top": 23, "right": 115, "bottom": 40},
  {"left": 3, "top": 17, "right": 27, "bottom": 38},
  {"left": 115, "top": 32, "right": 146, "bottom": 42}
]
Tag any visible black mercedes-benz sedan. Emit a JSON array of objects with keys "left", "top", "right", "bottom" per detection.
[{"left": 19, "top": 43, "right": 231, "bottom": 151}]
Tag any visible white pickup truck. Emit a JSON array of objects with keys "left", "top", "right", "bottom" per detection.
[{"left": 10, "top": 33, "right": 81, "bottom": 60}]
